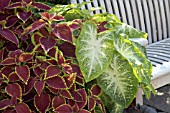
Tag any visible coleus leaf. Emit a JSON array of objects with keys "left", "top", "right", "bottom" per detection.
[
  {"left": 40, "top": 37, "right": 56, "bottom": 53},
  {"left": 32, "top": 2, "right": 51, "bottom": 10},
  {"left": 79, "top": 109, "right": 91, "bottom": 113},
  {"left": 97, "top": 51, "right": 138, "bottom": 107},
  {"left": 76, "top": 21, "right": 114, "bottom": 82},
  {"left": 34, "top": 93, "right": 50, "bottom": 113},
  {"left": 9, "top": 72, "right": 20, "bottom": 82},
  {"left": 60, "top": 90, "right": 73, "bottom": 99},
  {"left": 52, "top": 96, "right": 66, "bottom": 109},
  {"left": 2, "top": 109, "right": 16, "bottom": 113},
  {"left": 55, "top": 104, "right": 72, "bottom": 113},
  {"left": 0, "top": 0, "right": 10, "bottom": 11},
  {"left": 15, "top": 102, "right": 31, "bottom": 113},
  {"left": 40, "top": 12, "right": 55, "bottom": 21},
  {"left": 24, "top": 77, "right": 36, "bottom": 94},
  {"left": 33, "top": 66, "right": 43, "bottom": 77},
  {"left": 18, "top": 53, "right": 33, "bottom": 62},
  {"left": 5, "top": 83, "right": 22, "bottom": 100},
  {"left": 22, "top": 0, "right": 32, "bottom": 4},
  {"left": 17, "top": 12, "right": 32, "bottom": 22},
  {"left": 7, "top": 2, "right": 22, "bottom": 9},
  {"left": 88, "top": 98, "right": 96, "bottom": 111},
  {"left": 62, "top": 64, "right": 72, "bottom": 74},
  {"left": 0, "top": 48, "right": 4, "bottom": 61},
  {"left": 53, "top": 24, "right": 72, "bottom": 42},
  {"left": 46, "top": 76, "right": 67, "bottom": 89},
  {"left": 5, "top": 16, "right": 18, "bottom": 28},
  {"left": 34, "top": 81, "right": 45, "bottom": 96},
  {"left": 1, "top": 67, "right": 13, "bottom": 77},
  {"left": 64, "top": 74, "right": 75, "bottom": 88},
  {"left": 45, "top": 65, "right": 61, "bottom": 79},
  {"left": 47, "top": 46, "right": 58, "bottom": 58},
  {"left": 8, "top": 49, "right": 22, "bottom": 58},
  {"left": 48, "top": 86, "right": 60, "bottom": 94},
  {"left": 16, "top": 65, "right": 30, "bottom": 84},
  {"left": 91, "top": 84, "right": 101, "bottom": 96},
  {"left": 76, "top": 89, "right": 87, "bottom": 109},
  {"left": 0, "top": 58, "right": 16, "bottom": 65},
  {"left": 25, "top": 19, "right": 46, "bottom": 34},
  {"left": 0, "top": 28, "right": 19, "bottom": 46},
  {"left": 70, "top": 91, "right": 83, "bottom": 102},
  {"left": 0, "top": 99, "right": 12, "bottom": 110}
]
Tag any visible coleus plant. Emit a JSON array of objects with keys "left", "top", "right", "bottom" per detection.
[{"left": 0, "top": 1, "right": 155, "bottom": 113}]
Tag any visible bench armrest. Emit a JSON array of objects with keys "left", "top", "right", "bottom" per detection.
[{"left": 129, "top": 38, "right": 148, "bottom": 47}]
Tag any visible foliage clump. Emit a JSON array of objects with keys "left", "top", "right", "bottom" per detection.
[{"left": 0, "top": 1, "right": 154, "bottom": 113}]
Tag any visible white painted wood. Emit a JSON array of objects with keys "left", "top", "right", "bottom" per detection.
[
  {"left": 111, "top": 0, "right": 121, "bottom": 19},
  {"left": 164, "top": 0, "right": 170, "bottom": 38},
  {"left": 78, "top": 0, "right": 86, "bottom": 10},
  {"left": 105, "top": 0, "right": 113, "bottom": 14},
  {"left": 124, "top": 0, "right": 134, "bottom": 26},
  {"left": 92, "top": 0, "right": 100, "bottom": 14},
  {"left": 117, "top": 0, "right": 127, "bottom": 23},
  {"left": 98, "top": 0, "right": 106, "bottom": 13}
]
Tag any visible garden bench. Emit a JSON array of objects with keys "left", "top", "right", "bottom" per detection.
[{"left": 71, "top": 0, "right": 170, "bottom": 104}]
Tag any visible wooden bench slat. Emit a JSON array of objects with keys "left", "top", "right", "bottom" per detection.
[
  {"left": 98, "top": 0, "right": 106, "bottom": 13},
  {"left": 117, "top": 0, "right": 128, "bottom": 23},
  {"left": 105, "top": 0, "right": 113, "bottom": 14},
  {"left": 164, "top": 0, "right": 170, "bottom": 38},
  {"left": 92, "top": 0, "right": 100, "bottom": 14},
  {"left": 111, "top": 0, "right": 121, "bottom": 19}
]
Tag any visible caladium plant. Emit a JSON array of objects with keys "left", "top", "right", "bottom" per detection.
[{"left": 0, "top": 1, "right": 155, "bottom": 113}]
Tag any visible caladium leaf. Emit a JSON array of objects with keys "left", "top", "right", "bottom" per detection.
[
  {"left": 17, "top": 12, "right": 32, "bottom": 22},
  {"left": 45, "top": 65, "right": 61, "bottom": 79},
  {"left": 40, "top": 37, "right": 56, "bottom": 53},
  {"left": 53, "top": 24, "right": 72, "bottom": 42},
  {"left": 76, "top": 21, "right": 114, "bottom": 82},
  {"left": 113, "top": 36, "right": 152, "bottom": 84},
  {"left": 0, "top": 28, "right": 19, "bottom": 46},
  {"left": 115, "top": 23, "right": 147, "bottom": 38},
  {"left": 107, "top": 101, "right": 124, "bottom": 113},
  {"left": 15, "top": 102, "right": 31, "bottom": 113},
  {"left": 34, "top": 81, "right": 45, "bottom": 96},
  {"left": 0, "top": 99, "right": 12, "bottom": 110},
  {"left": 52, "top": 96, "right": 66, "bottom": 109},
  {"left": 55, "top": 104, "right": 72, "bottom": 113},
  {"left": 97, "top": 51, "right": 138, "bottom": 107},
  {"left": 0, "top": 58, "right": 16, "bottom": 65},
  {"left": 32, "top": 2, "right": 51, "bottom": 10},
  {"left": 46, "top": 76, "right": 67, "bottom": 89},
  {"left": 16, "top": 65, "right": 30, "bottom": 84},
  {"left": 25, "top": 19, "right": 46, "bottom": 34},
  {"left": 34, "top": 93, "right": 50, "bottom": 113},
  {"left": 5, "top": 83, "right": 22, "bottom": 100},
  {"left": 18, "top": 53, "right": 33, "bottom": 62}
]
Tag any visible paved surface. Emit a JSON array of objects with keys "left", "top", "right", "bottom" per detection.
[{"left": 143, "top": 84, "right": 170, "bottom": 113}]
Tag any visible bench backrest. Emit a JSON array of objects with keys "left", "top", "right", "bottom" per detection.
[{"left": 71, "top": 0, "right": 170, "bottom": 44}]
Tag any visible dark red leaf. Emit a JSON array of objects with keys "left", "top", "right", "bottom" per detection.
[
  {"left": 46, "top": 59, "right": 58, "bottom": 65},
  {"left": 45, "top": 65, "right": 61, "bottom": 79},
  {"left": 0, "top": 99, "right": 12, "bottom": 110},
  {"left": 7, "top": 2, "right": 22, "bottom": 9},
  {"left": 53, "top": 24, "right": 72, "bottom": 42},
  {"left": 2, "top": 109, "right": 16, "bottom": 113},
  {"left": 34, "top": 93, "right": 50, "bottom": 113},
  {"left": 52, "top": 96, "right": 65, "bottom": 109},
  {"left": 48, "top": 86, "right": 60, "bottom": 94},
  {"left": 79, "top": 109, "right": 91, "bottom": 113},
  {"left": 0, "top": 0, "right": 11, "bottom": 11},
  {"left": 58, "top": 41, "right": 76, "bottom": 57},
  {"left": 88, "top": 98, "right": 96, "bottom": 111},
  {"left": 40, "top": 37, "right": 56, "bottom": 53},
  {"left": 32, "top": 2, "right": 51, "bottom": 10},
  {"left": 64, "top": 74, "right": 75, "bottom": 88},
  {"left": 15, "top": 102, "right": 31, "bottom": 113},
  {"left": 57, "top": 53, "right": 65, "bottom": 65},
  {"left": 55, "top": 104, "right": 72, "bottom": 113},
  {"left": 5, "top": 16, "right": 18, "bottom": 28},
  {"left": 91, "top": 85, "right": 101, "bottom": 96},
  {"left": 41, "top": 12, "right": 55, "bottom": 20},
  {"left": 33, "top": 66, "right": 43, "bottom": 77},
  {"left": 52, "top": 15, "right": 65, "bottom": 21},
  {"left": 73, "top": 103, "right": 79, "bottom": 112},
  {"left": 0, "top": 48, "right": 4, "bottom": 60},
  {"left": 71, "top": 64, "right": 83, "bottom": 78},
  {"left": 97, "top": 22, "right": 108, "bottom": 33},
  {"left": 17, "top": 12, "right": 32, "bottom": 22},
  {"left": 1, "top": 58, "right": 16, "bottom": 65},
  {"left": 8, "top": 49, "right": 22, "bottom": 58},
  {"left": 6, "top": 43, "right": 17, "bottom": 51},
  {"left": 40, "top": 61, "right": 50, "bottom": 70},
  {"left": 16, "top": 65, "right": 30, "bottom": 84},
  {"left": 1, "top": 67, "right": 13, "bottom": 77},
  {"left": 76, "top": 89, "right": 87, "bottom": 109},
  {"left": 68, "top": 99, "right": 75, "bottom": 107},
  {"left": 69, "top": 22, "right": 80, "bottom": 31},
  {"left": 11, "top": 96, "right": 17, "bottom": 105},
  {"left": 34, "top": 81, "right": 45, "bottom": 96},
  {"left": 47, "top": 47, "right": 58, "bottom": 58},
  {"left": 25, "top": 19, "right": 46, "bottom": 34},
  {"left": 5, "top": 83, "right": 22, "bottom": 99},
  {"left": 18, "top": 53, "right": 33, "bottom": 62},
  {"left": 23, "top": 0, "right": 32, "bottom": 4},
  {"left": 71, "top": 91, "right": 83, "bottom": 102},
  {"left": 24, "top": 77, "right": 36, "bottom": 94},
  {"left": 9, "top": 72, "right": 20, "bottom": 82},
  {"left": 31, "top": 33, "right": 41, "bottom": 45},
  {"left": 46, "top": 76, "right": 67, "bottom": 89},
  {"left": 60, "top": 90, "right": 72, "bottom": 99},
  {"left": 0, "top": 28, "right": 19, "bottom": 46},
  {"left": 62, "top": 64, "right": 73, "bottom": 74},
  {"left": 76, "top": 77, "right": 84, "bottom": 86}
]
